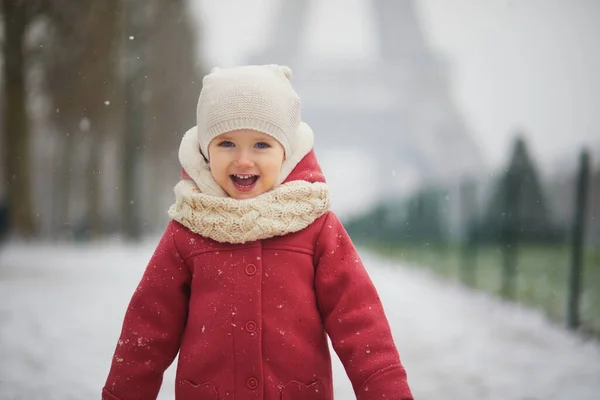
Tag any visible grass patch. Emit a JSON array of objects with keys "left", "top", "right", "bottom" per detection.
[{"left": 362, "top": 240, "right": 600, "bottom": 335}]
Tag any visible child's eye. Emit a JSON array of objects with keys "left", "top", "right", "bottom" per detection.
[
  {"left": 255, "top": 142, "right": 271, "bottom": 149},
  {"left": 218, "top": 140, "right": 234, "bottom": 147}
]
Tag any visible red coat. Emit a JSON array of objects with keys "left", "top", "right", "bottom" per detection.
[{"left": 103, "top": 150, "right": 413, "bottom": 400}]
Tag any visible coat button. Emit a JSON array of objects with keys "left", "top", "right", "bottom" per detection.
[
  {"left": 247, "top": 377, "right": 258, "bottom": 390},
  {"left": 245, "top": 264, "right": 257, "bottom": 276},
  {"left": 245, "top": 320, "right": 257, "bottom": 333}
]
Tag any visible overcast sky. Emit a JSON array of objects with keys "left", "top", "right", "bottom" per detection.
[{"left": 190, "top": 0, "right": 600, "bottom": 172}]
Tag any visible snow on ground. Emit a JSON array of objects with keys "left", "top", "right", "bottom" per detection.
[{"left": 1, "top": 240, "right": 599, "bottom": 400}]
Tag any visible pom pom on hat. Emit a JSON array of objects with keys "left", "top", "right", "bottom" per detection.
[{"left": 196, "top": 64, "right": 301, "bottom": 159}]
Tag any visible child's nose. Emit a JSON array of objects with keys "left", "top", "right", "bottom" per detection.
[{"left": 234, "top": 150, "right": 254, "bottom": 167}]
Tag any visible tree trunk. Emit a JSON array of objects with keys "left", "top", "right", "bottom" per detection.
[
  {"left": 2, "top": 0, "right": 35, "bottom": 237},
  {"left": 121, "top": 0, "right": 146, "bottom": 240},
  {"left": 53, "top": 120, "right": 74, "bottom": 236},
  {"left": 87, "top": 128, "right": 102, "bottom": 237}
]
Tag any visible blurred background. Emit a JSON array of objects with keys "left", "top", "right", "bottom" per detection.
[{"left": 1, "top": 0, "right": 600, "bottom": 398}]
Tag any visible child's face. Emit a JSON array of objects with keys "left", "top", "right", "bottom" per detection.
[{"left": 208, "top": 129, "right": 285, "bottom": 199}]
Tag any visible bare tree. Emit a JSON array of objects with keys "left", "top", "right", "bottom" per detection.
[
  {"left": 142, "top": 0, "right": 203, "bottom": 231},
  {"left": 2, "top": 0, "right": 202, "bottom": 239},
  {"left": 42, "top": 1, "right": 122, "bottom": 237},
  {"left": 1, "top": 0, "right": 45, "bottom": 238},
  {"left": 120, "top": 0, "right": 151, "bottom": 240}
]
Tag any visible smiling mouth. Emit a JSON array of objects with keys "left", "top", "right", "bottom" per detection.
[{"left": 230, "top": 174, "right": 259, "bottom": 190}]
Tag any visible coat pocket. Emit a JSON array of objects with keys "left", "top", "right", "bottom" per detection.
[
  {"left": 281, "top": 380, "right": 328, "bottom": 400},
  {"left": 176, "top": 379, "right": 219, "bottom": 400}
]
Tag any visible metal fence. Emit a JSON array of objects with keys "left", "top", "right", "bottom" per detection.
[{"left": 347, "top": 147, "right": 600, "bottom": 336}]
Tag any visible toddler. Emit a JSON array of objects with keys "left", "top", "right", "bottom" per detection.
[{"left": 102, "top": 64, "right": 413, "bottom": 400}]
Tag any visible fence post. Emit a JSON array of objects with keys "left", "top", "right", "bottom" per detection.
[
  {"left": 460, "top": 180, "right": 478, "bottom": 286},
  {"left": 567, "top": 149, "right": 590, "bottom": 330}
]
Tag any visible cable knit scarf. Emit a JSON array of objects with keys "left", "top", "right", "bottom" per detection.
[{"left": 168, "top": 179, "right": 330, "bottom": 244}]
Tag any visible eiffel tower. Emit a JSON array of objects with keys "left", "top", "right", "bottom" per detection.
[{"left": 247, "top": 0, "right": 485, "bottom": 195}]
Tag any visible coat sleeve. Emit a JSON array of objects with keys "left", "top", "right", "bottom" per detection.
[
  {"left": 314, "top": 212, "right": 413, "bottom": 400},
  {"left": 102, "top": 222, "right": 191, "bottom": 400}
]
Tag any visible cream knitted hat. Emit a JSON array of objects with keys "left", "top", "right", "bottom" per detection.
[{"left": 197, "top": 64, "right": 301, "bottom": 159}]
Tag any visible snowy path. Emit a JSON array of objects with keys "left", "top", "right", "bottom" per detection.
[{"left": 1, "top": 240, "right": 599, "bottom": 400}]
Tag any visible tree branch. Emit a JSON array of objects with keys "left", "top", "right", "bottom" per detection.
[{"left": 24, "top": 0, "right": 51, "bottom": 20}]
